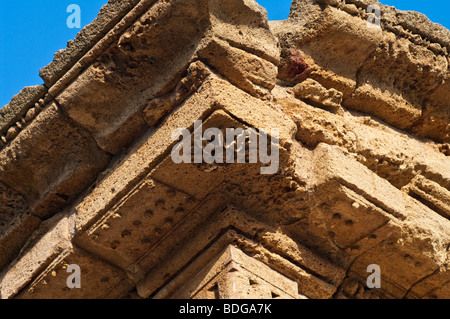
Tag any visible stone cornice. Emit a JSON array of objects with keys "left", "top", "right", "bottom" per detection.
[{"left": 290, "top": 0, "right": 450, "bottom": 55}]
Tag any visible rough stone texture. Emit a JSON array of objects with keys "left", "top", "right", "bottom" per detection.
[
  {"left": 0, "top": 103, "right": 110, "bottom": 217},
  {"left": 159, "top": 245, "right": 306, "bottom": 299},
  {"left": 39, "top": 0, "right": 143, "bottom": 86},
  {"left": 276, "top": 0, "right": 450, "bottom": 143},
  {"left": 293, "top": 78, "right": 343, "bottom": 110},
  {"left": 0, "top": 182, "right": 40, "bottom": 270},
  {"left": 0, "top": 86, "right": 47, "bottom": 139},
  {"left": 0, "top": 0, "right": 449, "bottom": 299}
]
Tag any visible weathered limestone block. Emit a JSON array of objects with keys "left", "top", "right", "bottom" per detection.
[
  {"left": 0, "top": 103, "right": 110, "bottom": 218},
  {"left": 61, "top": 60, "right": 449, "bottom": 299},
  {"left": 0, "top": 85, "right": 47, "bottom": 138},
  {"left": 0, "top": 213, "right": 132, "bottom": 299},
  {"left": 53, "top": 0, "right": 279, "bottom": 154},
  {"left": 276, "top": 0, "right": 384, "bottom": 96},
  {"left": 55, "top": 0, "right": 210, "bottom": 154},
  {"left": 197, "top": 37, "right": 278, "bottom": 98},
  {"left": 309, "top": 184, "right": 391, "bottom": 250},
  {"left": 344, "top": 34, "right": 447, "bottom": 130},
  {"left": 0, "top": 182, "right": 40, "bottom": 270},
  {"left": 277, "top": 95, "right": 450, "bottom": 191},
  {"left": 0, "top": 214, "right": 72, "bottom": 299},
  {"left": 338, "top": 275, "right": 386, "bottom": 299},
  {"left": 1, "top": 0, "right": 449, "bottom": 300},
  {"left": 136, "top": 206, "right": 343, "bottom": 299},
  {"left": 349, "top": 235, "right": 449, "bottom": 298},
  {"left": 290, "top": 143, "right": 450, "bottom": 297},
  {"left": 403, "top": 266, "right": 450, "bottom": 299},
  {"left": 72, "top": 80, "right": 296, "bottom": 284},
  {"left": 16, "top": 246, "right": 133, "bottom": 299},
  {"left": 0, "top": 213, "right": 40, "bottom": 271},
  {"left": 75, "top": 178, "right": 198, "bottom": 271},
  {"left": 73, "top": 69, "right": 295, "bottom": 237},
  {"left": 408, "top": 175, "right": 450, "bottom": 219},
  {"left": 208, "top": 0, "right": 280, "bottom": 65},
  {"left": 143, "top": 61, "right": 212, "bottom": 126},
  {"left": 413, "top": 78, "right": 450, "bottom": 143},
  {"left": 165, "top": 245, "right": 305, "bottom": 299},
  {"left": 293, "top": 78, "right": 343, "bottom": 109},
  {"left": 421, "top": 281, "right": 450, "bottom": 299}
]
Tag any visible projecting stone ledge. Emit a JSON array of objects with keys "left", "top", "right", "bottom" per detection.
[
  {"left": 0, "top": 0, "right": 449, "bottom": 299},
  {"left": 0, "top": 0, "right": 279, "bottom": 275}
]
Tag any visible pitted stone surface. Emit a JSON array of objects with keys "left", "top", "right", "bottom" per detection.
[{"left": 0, "top": 0, "right": 449, "bottom": 299}]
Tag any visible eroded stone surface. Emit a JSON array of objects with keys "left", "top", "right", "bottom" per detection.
[
  {"left": 275, "top": 0, "right": 450, "bottom": 143},
  {"left": 0, "top": 103, "right": 110, "bottom": 218},
  {"left": 163, "top": 245, "right": 306, "bottom": 299},
  {"left": 0, "top": 0, "right": 449, "bottom": 299}
]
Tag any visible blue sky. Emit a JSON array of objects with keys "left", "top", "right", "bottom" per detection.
[{"left": 1, "top": 0, "right": 449, "bottom": 107}]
